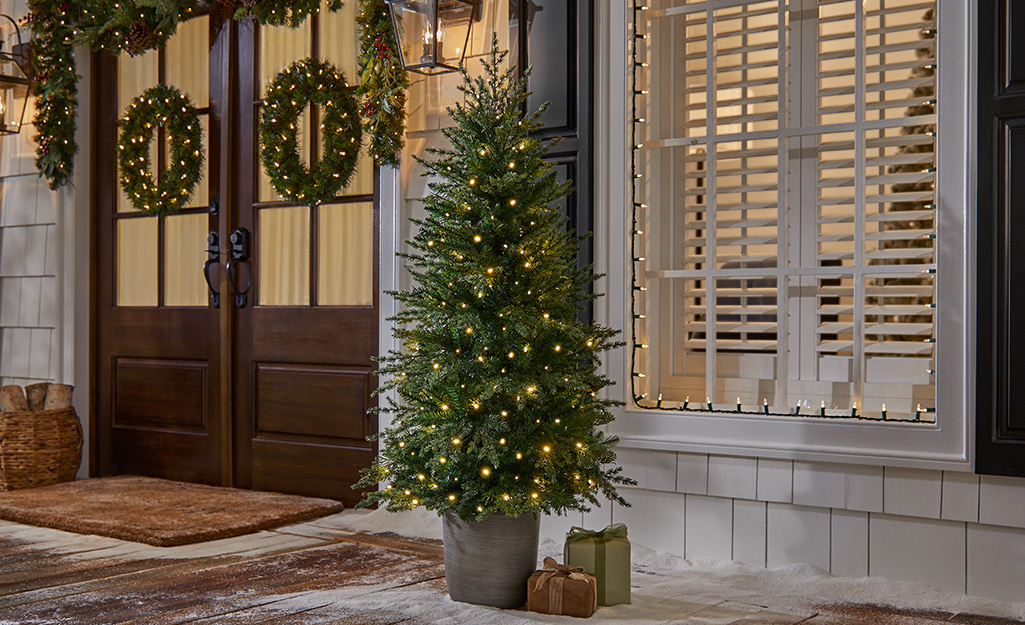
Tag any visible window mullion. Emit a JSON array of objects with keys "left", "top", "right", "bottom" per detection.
[
  {"left": 853, "top": 0, "right": 867, "bottom": 407},
  {"left": 704, "top": 3, "right": 718, "bottom": 403},
  {"left": 776, "top": 0, "right": 789, "bottom": 406}
]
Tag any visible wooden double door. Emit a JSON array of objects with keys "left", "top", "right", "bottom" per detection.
[{"left": 91, "top": 7, "right": 378, "bottom": 506}]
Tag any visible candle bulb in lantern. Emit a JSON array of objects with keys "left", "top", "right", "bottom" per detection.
[
  {"left": 820, "top": 400, "right": 826, "bottom": 417},
  {"left": 683, "top": 395, "right": 690, "bottom": 410},
  {"left": 657, "top": 393, "right": 663, "bottom": 409},
  {"left": 763, "top": 398, "right": 769, "bottom": 414},
  {"left": 707, "top": 396, "right": 713, "bottom": 411},
  {"left": 852, "top": 402, "right": 858, "bottom": 418},
  {"left": 794, "top": 401, "right": 801, "bottom": 416},
  {"left": 881, "top": 403, "right": 887, "bottom": 421},
  {"left": 736, "top": 397, "right": 742, "bottom": 412},
  {"left": 915, "top": 403, "right": 922, "bottom": 421}
]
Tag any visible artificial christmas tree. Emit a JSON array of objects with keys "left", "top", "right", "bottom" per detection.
[{"left": 356, "top": 37, "right": 634, "bottom": 608}]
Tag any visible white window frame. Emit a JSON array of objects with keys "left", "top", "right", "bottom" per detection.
[{"left": 595, "top": 0, "right": 974, "bottom": 469}]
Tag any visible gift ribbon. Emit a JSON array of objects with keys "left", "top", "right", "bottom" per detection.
[
  {"left": 566, "top": 524, "right": 628, "bottom": 605},
  {"left": 534, "top": 557, "right": 591, "bottom": 615}
]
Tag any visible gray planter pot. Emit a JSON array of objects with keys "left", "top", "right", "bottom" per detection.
[{"left": 442, "top": 511, "right": 540, "bottom": 609}]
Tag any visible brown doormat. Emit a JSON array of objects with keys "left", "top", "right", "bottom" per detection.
[{"left": 0, "top": 476, "right": 345, "bottom": 547}]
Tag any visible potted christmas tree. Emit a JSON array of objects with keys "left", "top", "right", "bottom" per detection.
[{"left": 356, "top": 39, "right": 633, "bottom": 609}]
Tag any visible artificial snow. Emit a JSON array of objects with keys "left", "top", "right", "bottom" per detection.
[{"left": 301, "top": 509, "right": 1025, "bottom": 623}]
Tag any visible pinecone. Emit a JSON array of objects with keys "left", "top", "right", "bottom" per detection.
[{"left": 126, "top": 20, "right": 157, "bottom": 56}]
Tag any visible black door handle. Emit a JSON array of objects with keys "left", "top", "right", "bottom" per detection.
[
  {"left": 203, "top": 231, "right": 220, "bottom": 308},
  {"left": 227, "top": 227, "right": 252, "bottom": 308}
]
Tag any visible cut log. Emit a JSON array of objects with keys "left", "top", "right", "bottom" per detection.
[
  {"left": 0, "top": 386, "right": 29, "bottom": 412},
  {"left": 25, "top": 383, "right": 50, "bottom": 411},
  {"left": 43, "top": 384, "right": 73, "bottom": 410}
]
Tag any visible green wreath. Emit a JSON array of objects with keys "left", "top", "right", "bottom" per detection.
[
  {"left": 118, "top": 85, "right": 204, "bottom": 216},
  {"left": 261, "top": 58, "right": 363, "bottom": 206}
]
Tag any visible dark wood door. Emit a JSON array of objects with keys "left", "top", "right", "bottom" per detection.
[
  {"left": 92, "top": 12, "right": 227, "bottom": 484},
  {"left": 230, "top": 17, "right": 379, "bottom": 505},
  {"left": 92, "top": 7, "right": 379, "bottom": 503}
]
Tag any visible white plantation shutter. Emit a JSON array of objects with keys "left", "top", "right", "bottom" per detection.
[{"left": 632, "top": 0, "right": 936, "bottom": 420}]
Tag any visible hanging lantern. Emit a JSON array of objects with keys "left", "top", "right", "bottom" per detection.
[
  {"left": 0, "top": 15, "right": 31, "bottom": 135},
  {"left": 385, "top": 0, "right": 481, "bottom": 75}
]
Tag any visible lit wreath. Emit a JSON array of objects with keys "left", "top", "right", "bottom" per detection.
[
  {"left": 261, "top": 58, "right": 363, "bottom": 207},
  {"left": 118, "top": 85, "right": 204, "bottom": 216}
]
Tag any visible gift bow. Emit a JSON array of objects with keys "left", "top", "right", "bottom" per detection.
[
  {"left": 534, "top": 556, "right": 591, "bottom": 591},
  {"left": 566, "top": 523, "right": 629, "bottom": 543}
]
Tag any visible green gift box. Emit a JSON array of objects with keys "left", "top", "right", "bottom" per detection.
[{"left": 563, "top": 523, "right": 631, "bottom": 606}]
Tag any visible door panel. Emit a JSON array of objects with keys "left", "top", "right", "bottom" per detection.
[
  {"left": 232, "top": 10, "right": 378, "bottom": 505},
  {"left": 93, "top": 12, "right": 224, "bottom": 483}
]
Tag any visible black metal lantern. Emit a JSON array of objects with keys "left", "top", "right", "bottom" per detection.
[
  {"left": 0, "top": 15, "right": 31, "bottom": 135},
  {"left": 385, "top": 0, "right": 481, "bottom": 75}
]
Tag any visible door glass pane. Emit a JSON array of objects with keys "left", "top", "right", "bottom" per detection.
[
  {"left": 259, "top": 23, "right": 312, "bottom": 93},
  {"left": 258, "top": 206, "right": 310, "bottom": 305},
  {"left": 118, "top": 49, "right": 158, "bottom": 111},
  {"left": 319, "top": 0, "right": 359, "bottom": 78},
  {"left": 164, "top": 213, "right": 208, "bottom": 306},
  {"left": 117, "top": 217, "right": 158, "bottom": 306},
  {"left": 319, "top": 202, "right": 373, "bottom": 305},
  {"left": 166, "top": 16, "right": 210, "bottom": 107}
]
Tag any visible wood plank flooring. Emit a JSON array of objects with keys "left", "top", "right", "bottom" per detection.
[{"left": 0, "top": 516, "right": 1023, "bottom": 625}]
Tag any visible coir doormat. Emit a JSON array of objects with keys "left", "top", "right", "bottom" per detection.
[{"left": 0, "top": 476, "right": 344, "bottom": 546}]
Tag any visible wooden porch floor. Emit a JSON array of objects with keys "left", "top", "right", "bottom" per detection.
[{"left": 0, "top": 515, "right": 1022, "bottom": 625}]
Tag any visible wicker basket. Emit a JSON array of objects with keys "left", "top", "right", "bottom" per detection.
[{"left": 0, "top": 408, "right": 82, "bottom": 491}]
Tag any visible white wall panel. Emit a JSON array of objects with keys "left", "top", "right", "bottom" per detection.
[
  {"left": 27, "top": 329, "right": 50, "bottom": 380},
  {"left": 38, "top": 277, "right": 57, "bottom": 328},
  {"left": 18, "top": 277, "right": 40, "bottom": 327},
  {"left": 540, "top": 511, "right": 583, "bottom": 545},
  {"left": 843, "top": 465, "right": 884, "bottom": 513},
  {"left": 756, "top": 458, "right": 793, "bottom": 503},
  {"left": 733, "top": 499, "right": 766, "bottom": 567},
  {"left": 0, "top": 226, "right": 28, "bottom": 276},
  {"left": 883, "top": 467, "right": 943, "bottom": 519},
  {"left": 869, "top": 514, "right": 965, "bottom": 595},
  {"left": 766, "top": 503, "right": 830, "bottom": 572},
  {"left": 581, "top": 497, "right": 613, "bottom": 532},
  {"left": 676, "top": 452, "right": 709, "bottom": 495},
  {"left": 0, "top": 177, "right": 36, "bottom": 226},
  {"left": 942, "top": 472, "right": 980, "bottom": 523},
  {"left": 24, "top": 225, "right": 47, "bottom": 276},
  {"left": 614, "top": 488, "right": 684, "bottom": 557},
  {"left": 830, "top": 509, "right": 868, "bottom": 578},
  {"left": 0, "top": 277, "right": 20, "bottom": 326},
  {"left": 707, "top": 455, "right": 757, "bottom": 500},
  {"left": 967, "top": 523, "right": 1025, "bottom": 602},
  {"left": 685, "top": 494, "right": 732, "bottom": 561},
  {"left": 979, "top": 476, "right": 1025, "bottom": 529},
  {"left": 793, "top": 462, "right": 846, "bottom": 509},
  {"left": 618, "top": 447, "right": 676, "bottom": 492}
]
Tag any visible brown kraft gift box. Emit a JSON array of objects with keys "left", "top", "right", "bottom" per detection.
[{"left": 526, "top": 557, "right": 597, "bottom": 618}]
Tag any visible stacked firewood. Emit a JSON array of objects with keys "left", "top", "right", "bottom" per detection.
[{"left": 0, "top": 383, "right": 73, "bottom": 412}]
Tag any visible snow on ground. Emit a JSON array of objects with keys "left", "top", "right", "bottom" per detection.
[{"left": 317, "top": 508, "right": 1025, "bottom": 622}]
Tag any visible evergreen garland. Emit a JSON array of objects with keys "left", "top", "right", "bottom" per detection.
[
  {"left": 221, "top": 0, "right": 343, "bottom": 28},
  {"left": 26, "top": 0, "right": 344, "bottom": 189},
  {"left": 118, "top": 84, "right": 203, "bottom": 216},
  {"left": 357, "top": 0, "right": 408, "bottom": 167},
  {"left": 356, "top": 40, "right": 634, "bottom": 521},
  {"left": 74, "top": 0, "right": 198, "bottom": 56},
  {"left": 260, "top": 58, "right": 362, "bottom": 206},
  {"left": 28, "top": 0, "right": 80, "bottom": 190}
]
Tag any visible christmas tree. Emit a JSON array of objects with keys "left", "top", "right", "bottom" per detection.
[{"left": 356, "top": 39, "right": 634, "bottom": 521}]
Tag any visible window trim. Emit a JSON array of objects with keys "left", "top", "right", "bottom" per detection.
[{"left": 595, "top": 0, "right": 975, "bottom": 470}]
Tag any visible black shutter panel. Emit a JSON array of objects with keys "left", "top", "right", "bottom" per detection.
[
  {"left": 977, "top": 0, "right": 1025, "bottom": 475},
  {"left": 511, "top": 0, "right": 593, "bottom": 322}
]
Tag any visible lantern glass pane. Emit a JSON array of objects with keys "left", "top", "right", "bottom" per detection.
[
  {"left": 388, "top": 0, "right": 438, "bottom": 72},
  {"left": 0, "top": 80, "right": 27, "bottom": 134},
  {"left": 437, "top": 1, "right": 476, "bottom": 69}
]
